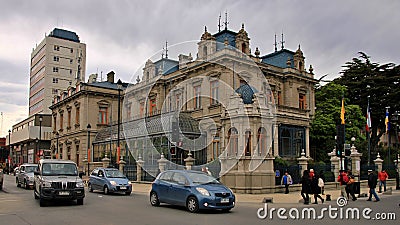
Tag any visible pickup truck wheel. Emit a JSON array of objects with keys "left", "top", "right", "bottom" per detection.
[
  {"left": 88, "top": 183, "right": 93, "bottom": 192},
  {"left": 16, "top": 178, "right": 21, "bottom": 187},
  {"left": 39, "top": 198, "right": 46, "bottom": 207},
  {"left": 24, "top": 180, "right": 29, "bottom": 189},
  {"left": 77, "top": 199, "right": 84, "bottom": 205},
  {"left": 34, "top": 185, "right": 39, "bottom": 199}
]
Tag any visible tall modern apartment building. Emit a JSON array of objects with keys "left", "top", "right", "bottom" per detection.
[{"left": 29, "top": 28, "right": 86, "bottom": 116}]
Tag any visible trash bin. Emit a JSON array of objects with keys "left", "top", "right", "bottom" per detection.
[{"left": 354, "top": 182, "right": 361, "bottom": 194}]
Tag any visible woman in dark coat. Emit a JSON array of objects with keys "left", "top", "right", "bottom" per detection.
[
  {"left": 311, "top": 174, "right": 324, "bottom": 204},
  {"left": 301, "top": 170, "right": 311, "bottom": 204}
]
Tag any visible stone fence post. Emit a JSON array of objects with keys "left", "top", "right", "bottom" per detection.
[
  {"left": 350, "top": 144, "right": 362, "bottom": 177},
  {"left": 297, "top": 149, "right": 309, "bottom": 176},
  {"left": 136, "top": 155, "right": 144, "bottom": 182},
  {"left": 102, "top": 155, "right": 110, "bottom": 168},
  {"left": 374, "top": 153, "right": 384, "bottom": 172},
  {"left": 119, "top": 159, "right": 126, "bottom": 173},
  {"left": 157, "top": 153, "right": 168, "bottom": 173},
  {"left": 184, "top": 152, "right": 195, "bottom": 170},
  {"left": 329, "top": 148, "right": 340, "bottom": 179}
]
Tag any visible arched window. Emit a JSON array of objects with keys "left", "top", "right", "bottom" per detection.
[
  {"left": 257, "top": 127, "right": 267, "bottom": 156},
  {"left": 245, "top": 131, "right": 251, "bottom": 156},
  {"left": 241, "top": 43, "right": 246, "bottom": 53},
  {"left": 203, "top": 46, "right": 208, "bottom": 58},
  {"left": 227, "top": 128, "right": 238, "bottom": 157}
]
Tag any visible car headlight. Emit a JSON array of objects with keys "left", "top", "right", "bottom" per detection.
[
  {"left": 42, "top": 181, "right": 52, "bottom": 188},
  {"left": 196, "top": 187, "right": 210, "bottom": 196},
  {"left": 76, "top": 181, "right": 85, "bottom": 188},
  {"left": 110, "top": 181, "right": 117, "bottom": 186},
  {"left": 128, "top": 181, "right": 132, "bottom": 186}
]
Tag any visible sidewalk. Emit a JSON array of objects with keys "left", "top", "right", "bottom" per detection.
[{"left": 131, "top": 182, "right": 399, "bottom": 204}]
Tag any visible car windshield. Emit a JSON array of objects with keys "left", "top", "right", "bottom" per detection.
[
  {"left": 105, "top": 170, "right": 126, "bottom": 178},
  {"left": 25, "top": 166, "right": 37, "bottom": 173},
  {"left": 187, "top": 172, "right": 220, "bottom": 185},
  {"left": 42, "top": 163, "right": 78, "bottom": 176}
]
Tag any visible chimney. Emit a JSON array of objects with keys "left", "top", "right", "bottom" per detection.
[{"left": 107, "top": 71, "right": 115, "bottom": 83}]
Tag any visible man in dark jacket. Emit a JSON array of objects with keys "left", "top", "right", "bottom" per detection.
[{"left": 367, "top": 170, "right": 380, "bottom": 202}]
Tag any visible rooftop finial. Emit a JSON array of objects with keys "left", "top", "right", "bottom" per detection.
[
  {"left": 165, "top": 40, "right": 168, "bottom": 59},
  {"left": 224, "top": 10, "right": 229, "bottom": 30},
  {"left": 280, "top": 32, "right": 285, "bottom": 50},
  {"left": 161, "top": 47, "right": 164, "bottom": 59},
  {"left": 274, "top": 33, "right": 278, "bottom": 52},
  {"left": 205, "top": 26, "right": 207, "bottom": 33},
  {"left": 242, "top": 23, "right": 244, "bottom": 29},
  {"left": 218, "top": 13, "right": 222, "bottom": 32}
]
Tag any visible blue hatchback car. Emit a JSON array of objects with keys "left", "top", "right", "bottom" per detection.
[
  {"left": 150, "top": 170, "right": 235, "bottom": 213},
  {"left": 88, "top": 168, "right": 132, "bottom": 195}
]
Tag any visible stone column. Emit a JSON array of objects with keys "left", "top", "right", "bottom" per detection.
[
  {"left": 350, "top": 144, "right": 362, "bottom": 177},
  {"left": 136, "top": 155, "right": 144, "bottom": 182},
  {"left": 102, "top": 155, "right": 111, "bottom": 168},
  {"left": 184, "top": 152, "right": 195, "bottom": 170},
  {"left": 157, "top": 153, "right": 168, "bottom": 173},
  {"left": 264, "top": 154, "right": 275, "bottom": 187},
  {"left": 374, "top": 153, "right": 384, "bottom": 172},
  {"left": 297, "top": 149, "right": 309, "bottom": 176},
  {"left": 119, "top": 159, "right": 126, "bottom": 173},
  {"left": 329, "top": 148, "right": 340, "bottom": 179}
]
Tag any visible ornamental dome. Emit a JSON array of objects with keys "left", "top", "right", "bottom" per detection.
[{"left": 235, "top": 84, "right": 258, "bottom": 104}]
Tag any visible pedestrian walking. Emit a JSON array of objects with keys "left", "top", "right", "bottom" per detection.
[
  {"left": 281, "top": 171, "right": 293, "bottom": 194},
  {"left": 300, "top": 170, "right": 311, "bottom": 204},
  {"left": 309, "top": 169, "right": 315, "bottom": 179},
  {"left": 367, "top": 169, "right": 380, "bottom": 202},
  {"left": 378, "top": 169, "right": 389, "bottom": 193},
  {"left": 346, "top": 171, "right": 357, "bottom": 201},
  {"left": 311, "top": 173, "right": 324, "bottom": 204},
  {"left": 319, "top": 170, "right": 325, "bottom": 195},
  {"left": 337, "top": 170, "right": 349, "bottom": 197}
]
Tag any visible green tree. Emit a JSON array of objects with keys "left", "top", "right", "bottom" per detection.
[
  {"left": 334, "top": 52, "right": 400, "bottom": 161},
  {"left": 310, "top": 83, "right": 364, "bottom": 162}
]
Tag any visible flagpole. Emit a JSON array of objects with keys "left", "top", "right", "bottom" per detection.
[{"left": 386, "top": 106, "right": 391, "bottom": 167}]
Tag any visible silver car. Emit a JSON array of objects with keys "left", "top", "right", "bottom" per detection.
[{"left": 16, "top": 163, "right": 37, "bottom": 189}]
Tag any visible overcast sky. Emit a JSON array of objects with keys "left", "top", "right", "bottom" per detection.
[{"left": 1, "top": 0, "right": 400, "bottom": 137}]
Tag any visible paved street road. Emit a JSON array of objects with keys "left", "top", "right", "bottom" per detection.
[{"left": 1, "top": 174, "right": 399, "bottom": 225}]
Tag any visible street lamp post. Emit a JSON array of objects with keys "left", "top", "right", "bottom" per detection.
[
  {"left": 87, "top": 124, "right": 91, "bottom": 175},
  {"left": 117, "top": 79, "right": 122, "bottom": 164},
  {"left": 56, "top": 132, "right": 59, "bottom": 159},
  {"left": 39, "top": 115, "right": 43, "bottom": 160},
  {"left": 8, "top": 129, "right": 11, "bottom": 174},
  {"left": 35, "top": 138, "right": 38, "bottom": 163}
]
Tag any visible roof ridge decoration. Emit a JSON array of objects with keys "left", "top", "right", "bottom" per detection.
[{"left": 201, "top": 26, "right": 216, "bottom": 41}]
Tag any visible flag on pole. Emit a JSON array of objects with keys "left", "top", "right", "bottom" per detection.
[
  {"left": 340, "top": 98, "right": 345, "bottom": 124},
  {"left": 385, "top": 108, "right": 390, "bottom": 133},
  {"left": 366, "top": 99, "right": 371, "bottom": 132}
]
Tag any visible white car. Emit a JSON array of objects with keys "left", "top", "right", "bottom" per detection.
[{"left": 16, "top": 163, "right": 37, "bottom": 189}]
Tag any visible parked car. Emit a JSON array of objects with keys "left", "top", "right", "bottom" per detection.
[
  {"left": 150, "top": 170, "right": 235, "bottom": 213},
  {"left": 88, "top": 168, "right": 132, "bottom": 195},
  {"left": 16, "top": 163, "right": 37, "bottom": 189},
  {"left": 33, "top": 159, "right": 85, "bottom": 207},
  {"left": 0, "top": 167, "right": 4, "bottom": 190}
]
